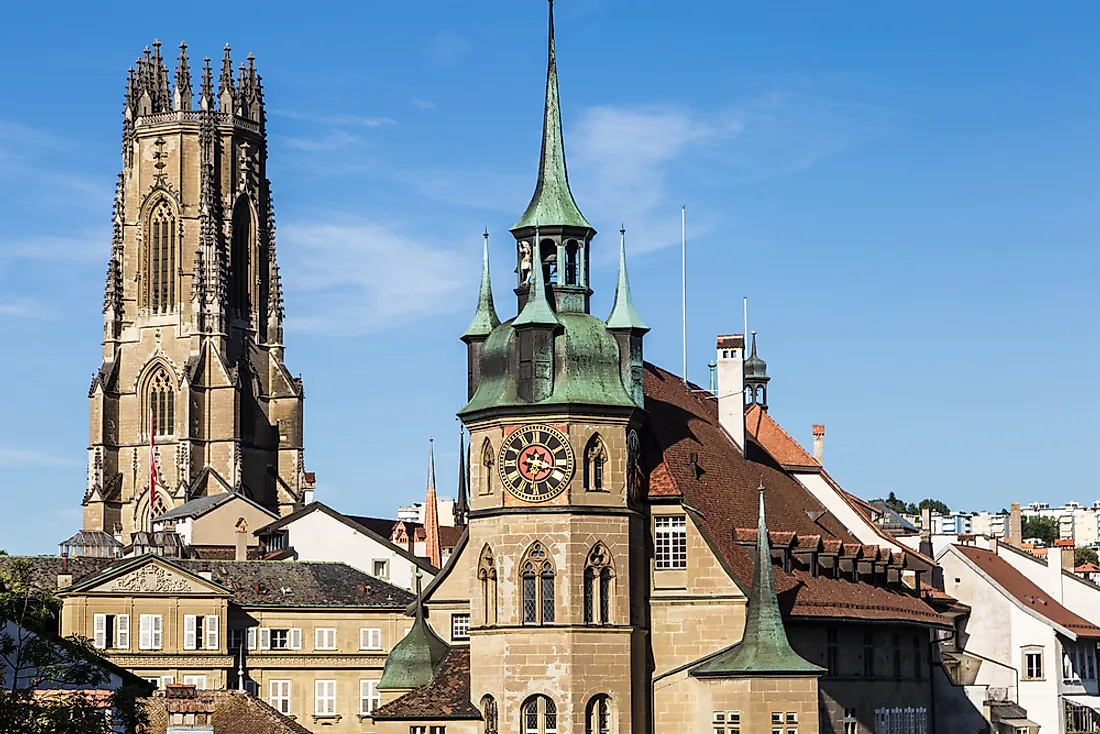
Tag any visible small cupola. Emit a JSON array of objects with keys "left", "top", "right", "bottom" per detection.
[{"left": 744, "top": 331, "right": 770, "bottom": 409}]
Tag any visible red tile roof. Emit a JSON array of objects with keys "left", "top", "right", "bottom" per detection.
[
  {"left": 744, "top": 403, "right": 820, "bottom": 470},
  {"left": 372, "top": 647, "right": 480, "bottom": 721},
  {"left": 643, "top": 363, "right": 945, "bottom": 627},
  {"left": 954, "top": 544, "right": 1100, "bottom": 637},
  {"left": 1076, "top": 563, "right": 1100, "bottom": 573}
]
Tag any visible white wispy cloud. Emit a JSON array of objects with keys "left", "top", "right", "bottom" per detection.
[
  {"left": 0, "top": 298, "right": 50, "bottom": 320},
  {"left": 279, "top": 130, "right": 363, "bottom": 152},
  {"left": 411, "top": 98, "right": 436, "bottom": 111},
  {"left": 280, "top": 220, "right": 469, "bottom": 336},
  {"left": 273, "top": 110, "right": 397, "bottom": 128},
  {"left": 0, "top": 447, "right": 81, "bottom": 468},
  {"left": 0, "top": 231, "right": 106, "bottom": 262}
]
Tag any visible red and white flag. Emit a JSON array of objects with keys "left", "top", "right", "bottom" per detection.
[{"left": 149, "top": 408, "right": 159, "bottom": 528}]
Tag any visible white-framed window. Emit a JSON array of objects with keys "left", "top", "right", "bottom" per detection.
[
  {"left": 182, "top": 675, "right": 207, "bottom": 690},
  {"left": 713, "top": 710, "right": 742, "bottom": 734},
  {"left": 139, "top": 614, "right": 162, "bottom": 650},
  {"left": 411, "top": 728, "right": 427, "bottom": 734},
  {"left": 373, "top": 559, "right": 389, "bottom": 579},
  {"left": 430, "top": 728, "right": 446, "bottom": 734},
  {"left": 315, "top": 679, "right": 337, "bottom": 715},
  {"left": 315, "top": 627, "right": 337, "bottom": 651},
  {"left": 452, "top": 613, "right": 470, "bottom": 641},
  {"left": 360, "top": 628, "right": 382, "bottom": 650},
  {"left": 229, "top": 627, "right": 253, "bottom": 652},
  {"left": 93, "top": 614, "right": 108, "bottom": 649},
  {"left": 1024, "top": 648, "right": 1044, "bottom": 680},
  {"left": 873, "top": 707, "right": 928, "bottom": 734},
  {"left": 116, "top": 614, "right": 129, "bottom": 649},
  {"left": 269, "top": 680, "right": 291, "bottom": 715},
  {"left": 183, "top": 615, "right": 220, "bottom": 651},
  {"left": 93, "top": 613, "right": 129, "bottom": 650},
  {"left": 359, "top": 680, "right": 381, "bottom": 715},
  {"left": 260, "top": 627, "right": 301, "bottom": 651},
  {"left": 160, "top": 676, "right": 174, "bottom": 689},
  {"left": 654, "top": 515, "right": 687, "bottom": 569}
]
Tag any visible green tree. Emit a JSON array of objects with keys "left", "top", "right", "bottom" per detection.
[
  {"left": 1021, "top": 516, "right": 1059, "bottom": 547},
  {"left": 0, "top": 559, "right": 147, "bottom": 733},
  {"left": 918, "top": 499, "right": 951, "bottom": 515},
  {"left": 878, "top": 492, "right": 908, "bottom": 515},
  {"left": 1074, "top": 547, "right": 1099, "bottom": 567}
]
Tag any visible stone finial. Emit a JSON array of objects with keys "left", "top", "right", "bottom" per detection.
[
  {"left": 218, "top": 44, "right": 235, "bottom": 113},
  {"left": 174, "top": 42, "right": 192, "bottom": 111}
]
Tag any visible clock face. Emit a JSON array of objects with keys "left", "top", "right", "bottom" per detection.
[{"left": 498, "top": 424, "right": 575, "bottom": 502}]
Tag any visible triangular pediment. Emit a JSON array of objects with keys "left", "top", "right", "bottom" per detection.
[{"left": 67, "top": 557, "right": 229, "bottom": 597}]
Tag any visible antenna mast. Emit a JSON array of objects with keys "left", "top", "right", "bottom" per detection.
[
  {"left": 681, "top": 205, "right": 687, "bottom": 384},
  {"left": 743, "top": 297, "right": 748, "bottom": 343}
]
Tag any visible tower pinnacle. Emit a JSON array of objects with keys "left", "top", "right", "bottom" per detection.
[
  {"left": 606, "top": 225, "right": 649, "bottom": 333},
  {"left": 512, "top": 0, "right": 592, "bottom": 232},
  {"left": 462, "top": 230, "right": 501, "bottom": 341},
  {"left": 423, "top": 439, "right": 442, "bottom": 569}
]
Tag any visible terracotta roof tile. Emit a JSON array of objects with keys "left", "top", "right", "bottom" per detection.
[
  {"left": 143, "top": 689, "right": 313, "bottom": 734},
  {"left": 647, "top": 461, "right": 681, "bottom": 497},
  {"left": 372, "top": 647, "right": 480, "bottom": 721},
  {"left": 744, "top": 403, "right": 820, "bottom": 470},
  {"left": 643, "top": 362, "right": 945, "bottom": 627},
  {"left": 955, "top": 544, "right": 1100, "bottom": 637}
]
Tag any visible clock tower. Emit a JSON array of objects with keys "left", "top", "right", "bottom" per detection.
[{"left": 458, "top": 2, "right": 651, "bottom": 732}]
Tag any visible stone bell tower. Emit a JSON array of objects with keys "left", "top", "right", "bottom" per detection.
[
  {"left": 83, "top": 41, "right": 306, "bottom": 541},
  {"left": 457, "top": 2, "right": 652, "bottom": 731}
]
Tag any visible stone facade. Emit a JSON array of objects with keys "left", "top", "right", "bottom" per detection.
[{"left": 83, "top": 42, "right": 305, "bottom": 540}]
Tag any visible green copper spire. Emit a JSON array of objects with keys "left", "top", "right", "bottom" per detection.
[
  {"left": 512, "top": 0, "right": 593, "bottom": 232},
  {"left": 513, "top": 227, "right": 559, "bottom": 327},
  {"left": 378, "top": 572, "right": 450, "bottom": 690},
  {"left": 693, "top": 485, "right": 822, "bottom": 677},
  {"left": 462, "top": 230, "right": 501, "bottom": 340},
  {"left": 606, "top": 225, "right": 649, "bottom": 333}
]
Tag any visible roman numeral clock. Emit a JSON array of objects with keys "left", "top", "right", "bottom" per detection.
[{"left": 498, "top": 424, "right": 576, "bottom": 502}]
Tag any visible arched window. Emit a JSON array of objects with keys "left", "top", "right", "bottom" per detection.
[
  {"left": 564, "top": 241, "right": 579, "bottom": 285},
  {"left": 585, "top": 695, "right": 611, "bottom": 734},
  {"left": 539, "top": 239, "right": 557, "bottom": 284},
  {"left": 522, "top": 695, "right": 557, "bottom": 734},
  {"left": 521, "top": 542, "right": 555, "bottom": 625},
  {"left": 480, "top": 439, "right": 494, "bottom": 496},
  {"left": 230, "top": 200, "right": 253, "bottom": 315},
  {"left": 584, "top": 435, "right": 606, "bottom": 492},
  {"left": 583, "top": 544, "right": 614, "bottom": 625},
  {"left": 478, "top": 545, "right": 498, "bottom": 626},
  {"left": 482, "top": 695, "right": 498, "bottom": 734},
  {"left": 147, "top": 367, "right": 175, "bottom": 437},
  {"left": 146, "top": 199, "right": 176, "bottom": 314}
]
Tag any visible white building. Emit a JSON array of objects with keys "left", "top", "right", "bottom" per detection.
[
  {"left": 252, "top": 502, "right": 441, "bottom": 591},
  {"left": 396, "top": 496, "right": 457, "bottom": 527},
  {"left": 937, "top": 540, "right": 1100, "bottom": 733}
]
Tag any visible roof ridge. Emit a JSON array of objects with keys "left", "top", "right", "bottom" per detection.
[{"left": 744, "top": 403, "right": 820, "bottom": 468}]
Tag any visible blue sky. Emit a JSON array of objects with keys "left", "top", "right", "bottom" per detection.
[{"left": 1, "top": 1, "right": 1098, "bottom": 553}]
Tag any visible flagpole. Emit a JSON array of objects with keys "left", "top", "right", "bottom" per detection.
[
  {"left": 149, "top": 407, "right": 156, "bottom": 534},
  {"left": 681, "top": 204, "right": 687, "bottom": 385}
]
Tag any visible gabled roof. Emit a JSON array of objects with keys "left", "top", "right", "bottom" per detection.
[
  {"left": 372, "top": 647, "right": 480, "bottom": 721},
  {"left": 154, "top": 492, "right": 277, "bottom": 522},
  {"left": 253, "top": 502, "right": 436, "bottom": 574},
  {"left": 59, "top": 554, "right": 231, "bottom": 596},
  {"left": 143, "top": 688, "right": 313, "bottom": 734},
  {"left": 951, "top": 544, "right": 1100, "bottom": 639},
  {"left": 643, "top": 363, "right": 946, "bottom": 627},
  {"left": 744, "top": 403, "right": 820, "bottom": 471}
]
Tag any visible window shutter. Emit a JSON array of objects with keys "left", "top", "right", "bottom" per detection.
[
  {"left": 247, "top": 627, "right": 257, "bottom": 650},
  {"left": 152, "top": 615, "right": 163, "bottom": 649},
  {"left": 205, "top": 615, "right": 219, "bottom": 650},
  {"left": 139, "top": 615, "right": 152, "bottom": 650},
  {"left": 315, "top": 628, "right": 324, "bottom": 650},
  {"left": 93, "top": 614, "right": 107, "bottom": 649},
  {"left": 160, "top": 676, "right": 174, "bottom": 688},
  {"left": 116, "top": 614, "right": 129, "bottom": 650},
  {"left": 290, "top": 628, "right": 302, "bottom": 650},
  {"left": 183, "top": 615, "right": 197, "bottom": 650},
  {"left": 259, "top": 628, "right": 271, "bottom": 650}
]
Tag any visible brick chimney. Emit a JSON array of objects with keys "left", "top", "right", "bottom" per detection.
[
  {"left": 715, "top": 334, "right": 746, "bottom": 454},
  {"left": 812, "top": 424, "right": 825, "bottom": 463},
  {"left": 1008, "top": 503, "right": 1022, "bottom": 548},
  {"left": 57, "top": 552, "right": 72, "bottom": 589},
  {"left": 1055, "top": 539, "right": 1075, "bottom": 571}
]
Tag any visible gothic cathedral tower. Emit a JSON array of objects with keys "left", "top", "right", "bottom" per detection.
[
  {"left": 458, "top": 3, "right": 651, "bottom": 731},
  {"left": 83, "top": 42, "right": 306, "bottom": 540}
]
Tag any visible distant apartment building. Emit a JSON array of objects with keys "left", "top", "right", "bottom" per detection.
[{"left": 920, "top": 502, "right": 1100, "bottom": 549}]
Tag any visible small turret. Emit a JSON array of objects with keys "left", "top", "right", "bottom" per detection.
[
  {"left": 199, "top": 57, "right": 214, "bottom": 111},
  {"left": 174, "top": 42, "right": 192, "bottom": 111},
  {"left": 460, "top": 231, "right": 501, "bottom": 399},
  {"left": 744, "top": 331, "right": 770, "bottom": 409},
  {"left": 512, "top": 226, "right": 559, "bottom": 403},
  {"left": 606, "top": 225, "right": 649, "bottom": 406},
  {"left": 378, "top": 572, "right": 449, "bottom": 691}
]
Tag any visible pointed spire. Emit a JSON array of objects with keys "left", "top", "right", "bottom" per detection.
[
  {"left": 218, "top": 45, "right": 235, "bottom": 113},
  {"left": 744, "top": 331, "right": 770, "bottom": 410},
  {"left": 606, "top": 225, "right": 650, "bottom": 333},
  {"left": 151, "top": 40, "right": 169, "bottom": 112},
  {"left": 377, "top": 569, "right": 450, "bottom": 690},
  {"left": 423, "top": 439, "right": 442, "bottom": 569},
  {"left": 454, "top": 426, "right": 469, "bottom": 527},
  {"left": 692, "top": 484, "right": 822, "bottom": 677},
  {"left": 462, "top": 230, "right": 502, "bottom": 340},
  {"left": 512, "top": 0, "right": 592, "bottom": 232},
  {"left": 513, "top": 226, "right": 559, "bottom": 327},
  {"left": 174, "top": 42, "right": 193, "bottom": 111},
  {"left": 199, "top": 57, "right": 214, "bottom": 110}
]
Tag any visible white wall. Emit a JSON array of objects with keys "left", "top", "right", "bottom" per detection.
[
  {"left": 283, "top": 511, "right": 435, "bottom": 591},
  {"left": 794, "top": 473, "right": 906, "bottom": 554}
]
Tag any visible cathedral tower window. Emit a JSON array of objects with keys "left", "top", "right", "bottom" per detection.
[
  {"left": 478, "top": 545, "right": 498, "bottom": 626},
  {"left": 481, "top": 695, "right": 498, "bottom": 734},
  {"left": 230, "top": 199, "right": 254, "bottom": 315},
  {"left": 539, "top": 239, "right": 557, "bottom": 284},
  {"left": 585, "top": 695, "right": 611, "bottom": 734},
  {"left": 145, "top": 199, "right": 177, "bottom": 314},
  {"left": 520, "top": 542, "right": 555, "bottom": 625},
  {"left": 583, "top": 543, "right": 614, "bottom": 625},
  {"left": 480, "top": 439, "right": 494, "bottom": 496},
  {"left": 146, "top": 366, "right": 175, "bottom": 437},
  {"left": 522, "top": 695, "right": 557, "bottom": 734},
  {"left": 583, "top": 435, "right": 606, "bottom": 492}
]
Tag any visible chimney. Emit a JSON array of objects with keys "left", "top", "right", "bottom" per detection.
[
  {"left": 919, "top": 507, "right": 934, "bottom": 559},
  {"left": 57, "top": 552, "right": 73, "bottom": 589},
  {"left": 812, "top": 424, "right": 825, "bottom": 463},
  {"left": 1056, "top": 539, "right": 1075, "bottom": 572},
  {"left": 715, "top": 334, "right": 746, "bottom": 454},
  {"left": 1009, "top": 503, "right": 1022, "bottom": 548},
  {"left": 234, "top": 518, "right": 248, "bottom": 561}
]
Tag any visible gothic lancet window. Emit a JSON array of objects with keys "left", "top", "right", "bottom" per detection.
[
  {"left": 230, "top": 200, "right": 253, "bottom": 315},
  {"left": 583, "top": 544, "right": 614, "bottom": 625},
  {"left": 584, "top": 435, "right": 607, "bottom": 492},
  {"left": 585, "top": 695, "right": 611, "bottom": 734},
  {"left": 147, "top": 199, "right": 177, "bottom": 314},
  {"left": 482, "top": 695, "right": 498, "bottom": 734},
  {"left": 147, "top": 367, "right": 175, "bottom": 437},
  {"left": 521, "top": 542, "right": 555, "bottom": 625},
  {"left": 522, "top": 695, "right": 557, "bottom": 734},
  {"left": 478, "top": 545, "right": 498, "bottom": 626},
  {"left": 480, "top": 439, "right": 494, "bottom": 496}
]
